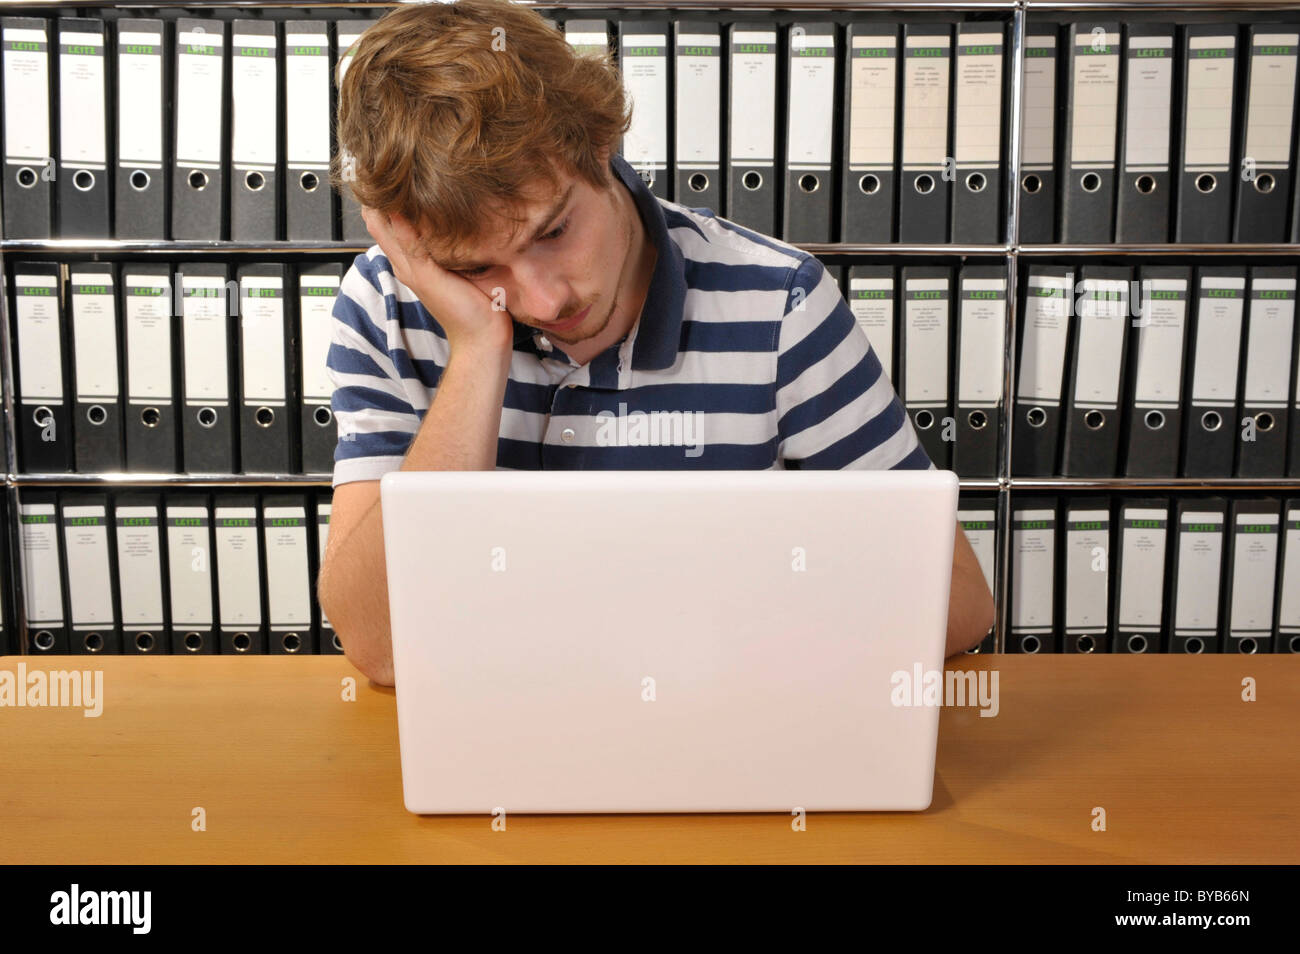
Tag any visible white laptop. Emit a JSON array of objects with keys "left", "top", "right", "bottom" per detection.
[{"left": 379, "top": 469, "right": 958, "bottom": 814}]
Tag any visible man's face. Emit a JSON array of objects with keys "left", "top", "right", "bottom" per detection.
[{"left": 429, "top": 161, "right": 638, "bottom": 346}]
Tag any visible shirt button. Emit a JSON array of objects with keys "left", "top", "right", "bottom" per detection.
[{"left": 561, "top": 428, "right": 576, "bottom": 443}]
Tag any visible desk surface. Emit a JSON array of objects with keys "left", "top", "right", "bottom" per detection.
[{"left": 0, "top": 655, "right": 1296, "bottom": 864}]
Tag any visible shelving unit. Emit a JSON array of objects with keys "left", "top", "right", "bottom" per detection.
[{"left": 2, "top": 0, "right": 1298, "bottom": 656}]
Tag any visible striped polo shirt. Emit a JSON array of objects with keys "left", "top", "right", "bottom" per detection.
[{"left": 325, "top": 153, "right": 933, "bottom": 487}]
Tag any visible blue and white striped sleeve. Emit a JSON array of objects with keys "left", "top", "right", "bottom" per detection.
[
  {"left": 774, "top": 256, "right": 933, "bottom": 471},
  {"left": 325, "top": 258, "right": 424, "bottom": 487}
]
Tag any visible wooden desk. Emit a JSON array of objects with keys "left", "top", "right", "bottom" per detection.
[{"left": 0, "top": 655, "right": 1295, "bottom": 863}]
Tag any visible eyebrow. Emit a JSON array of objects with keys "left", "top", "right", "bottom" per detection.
[{"left": 437, "top": 183, "right": 575, "bottom": 272}]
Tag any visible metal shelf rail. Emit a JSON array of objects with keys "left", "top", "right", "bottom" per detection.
[{"left": 2, "top": 1, "right": 1298, "bottom": 656}]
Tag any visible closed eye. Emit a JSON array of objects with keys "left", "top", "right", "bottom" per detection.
[{"left": 455, "top": 217, "right": 570, "bottom": 279}]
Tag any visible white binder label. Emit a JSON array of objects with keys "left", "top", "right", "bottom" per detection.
[
  {"left": 241, "top": 277, "right": 286, "bottom": 403},
  {"left": 1229, "top": 514, "right": 1278, "bottom": 633},
  {"left": 1070, "top": 32, "right": 1120, "bottom": 166},
  {"left": 1074, "top": 279, "right": 1128, "bottom": 407},
  {"left": 232, "top": 33, "right": 278, "bottom": 166},
  {"left": 903, "top": 278, "right": 948, "bottom": 405},
  {"left": 183, "top": 275, "right": 230, "bottom": 402},
  {"left": 286, "top": 33, "right": 330, "bottom": 166},
  {"left": 176, "top": 30, "right": 224, "bottom": 165},
  {"left": 63, "top": 505, "right": 113, "bottom": 625},
  {"left": 787, "top": 33, "right": 835, "bottom": 166},
  {"left": 317, "top": 503, "right": 333, "bottom": 629},
  {"left": 20, "top": 503, "right": 62, "bottom": 624},
  {"left": 336, "top": 30, "right": 362, "bottom": 83},
  {"left": 955, "top": 33, "right": 1002, "bottom": 166},
  {"left": 1124, "top": 36, "right": 1173, "bottom": 170},
  {"left": 729, "top": 31, "right": 776, "bottom": 161},
  {"left": 1021, "top": 35, "right": 1056, "bottom": 168},
  {"left": 1243, "top": 279, "right": 1296, "bottom": 405},
  {"left": 958, "top": 508, "right": 996, "bottom": 591},
  {"left": 118, "top": 30, "right": 164, "bottom": 165},
  {"left": 116, "top": 505, "right": 164, "bottom": 626},
  {"left": 1190, "top": 278, "right": 1245, "bottom": 404},
  {"left": 1184, "top": 36, "right": 1237, "bottom": 170},
  {"left": 848, "top": 35, "right": 896, "bottom": 168},
  {"left": 59, "top": 30, "right": 106, "bottom": 166},
  {"left": 565, "top": 29, "right": 607, "bottom": 54},
  {"left": 1243, "top": 34, "right": 1298, "bottom": 168},
  {"left": 167, "top": 507, "right": 212, "bottom": 626},
  {"left": 1117, "top": 508, "right": 1167, "bottom": 627},
  {"left": 1278, "top": 508, "right": 1300, "bottom": 633},
  {"left": 301, "top": 276, "right": 341, "bottom": 402},
  {"left": 216, "top": 507, "right": 261, "bottom": 625},
  {"left": 264, "top": 506, "right": 311, "bottom": 625},
  {"left": 903, "top": 34, "right": 951, "bottom": 168},
  {"left": 71, "top": 272, "right": 119, "bottom": 401},
  {"left": 675, "top": 34, "right": 720, "bottom": 166},
  {"left": 1012, "top": 510, "right": 1055, "bottom": 630},
  {"left": 3, "top": 26, "right": 50, "bottom": 162},
  {"left": 622, "top": 33, "right": 668, "bottom": 167},
  {"left": 1174, "top": 512, "right": 1224, "bottom": 631},
  {"left": 957, "top": 278, "right": 1006, "bottom": 404},
  {"left": 126, "top": 274, "right": 173, "bottom": 401},
  {"left": 1065, "top": 511, "right": 1109, "bottom": 631},
  {"left": 1017, "top": 273, "right": 1072, "bottom": 403},
  {"left": 849, "top": 276, "right": 894, "bottom": 382},
  {"left": 15, "top": 273, "right": 63, "bottom": 400},
  {"left": 1132, "top": 278, "right": 1187, "bottom": 405}
]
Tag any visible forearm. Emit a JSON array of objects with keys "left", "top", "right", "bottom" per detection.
[
  {"left": 318, "top": 493, "right": 394, "bottom": 684},
  {"left": 319, "top": 342, "right": 513, "bottom": 685},
  {"left": 399, "top": 339, "right": 513, "bottom": 471}
]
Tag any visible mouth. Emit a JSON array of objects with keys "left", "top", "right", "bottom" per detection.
[{"left": 545, "top": 303, "right": 592, "bottom": 334}]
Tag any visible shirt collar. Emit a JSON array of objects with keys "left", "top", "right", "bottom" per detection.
[
  {"left": 608, "top": 153, "right": 686, "bottom": 372},
  {"left": 513, "top": 154, "right": 686, "bottom": 372}
]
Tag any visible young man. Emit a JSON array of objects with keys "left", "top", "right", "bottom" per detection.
[{"left": 318, "top": 0, "right": 994, "bottom": 685}]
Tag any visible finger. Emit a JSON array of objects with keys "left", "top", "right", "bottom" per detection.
[
  {"left": 361, "top": 206, "right": 394, "bottom": 250},
  {"left": 387, "top": 212, "right": 429, "bottom": 262}
]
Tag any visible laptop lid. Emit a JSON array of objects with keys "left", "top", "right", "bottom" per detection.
[{"left": 380, "top": 469, "right": 958, "bottom": 813}]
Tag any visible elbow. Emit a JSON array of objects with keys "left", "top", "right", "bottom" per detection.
[
  {"left": 318, "top": 568, "right": 396, "bottom": 687},
  {"left": 948, "top": 575, "right": 995, "bottom": 657},
  {"left": 345, "top": 640, "right": 395, "bottom": 687},
  {"left": 964, "top": 580, "right": 996, "bottom": 654}
]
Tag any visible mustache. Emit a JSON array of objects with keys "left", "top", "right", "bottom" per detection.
[{"left": 512, "top": 301, "right": 593, "bottom": 325}]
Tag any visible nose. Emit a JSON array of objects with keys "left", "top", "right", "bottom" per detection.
[{"left": 508, "top": 260, "right": 569, "bottom": 324}]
